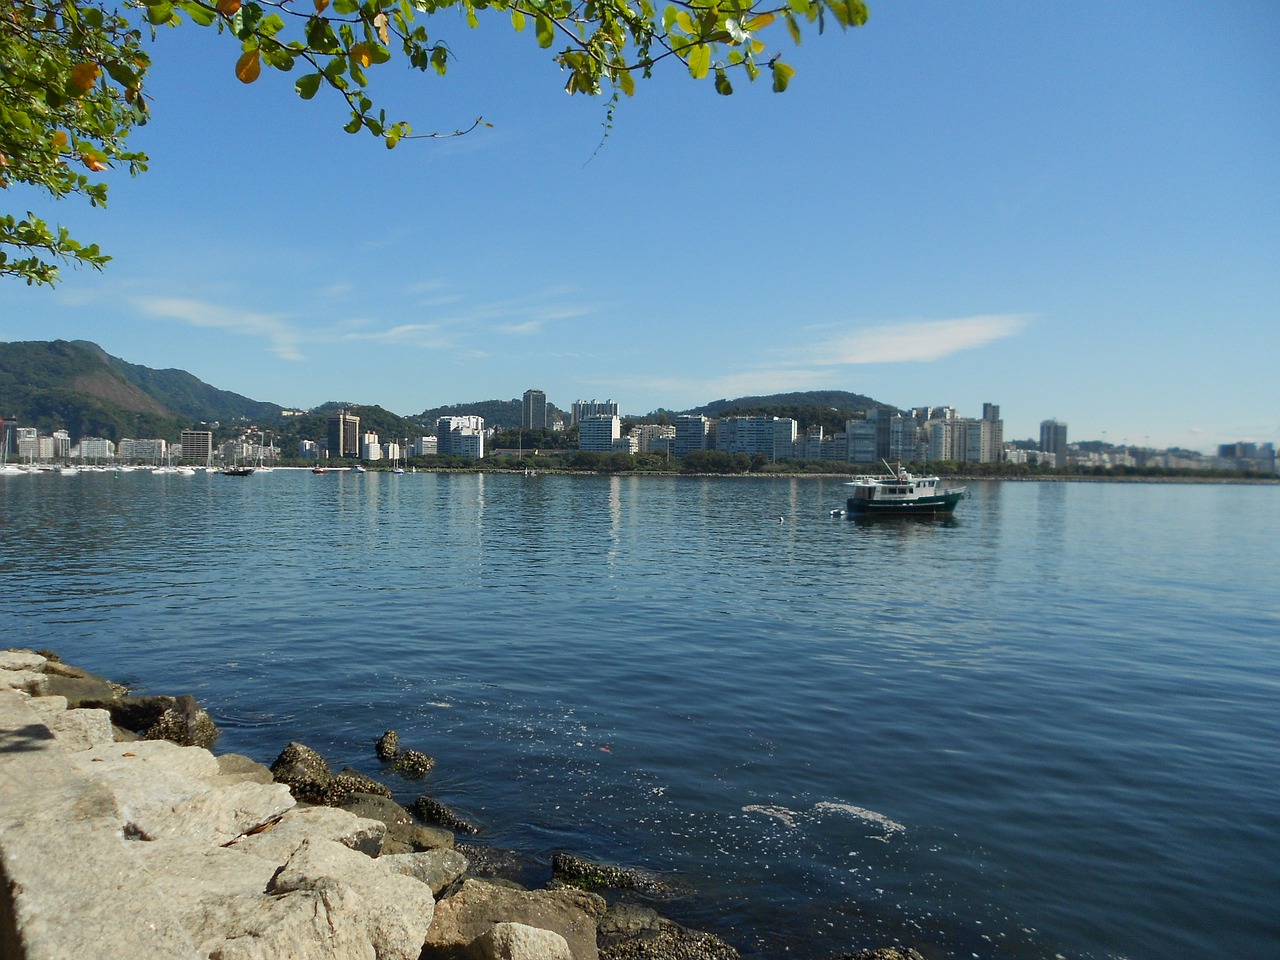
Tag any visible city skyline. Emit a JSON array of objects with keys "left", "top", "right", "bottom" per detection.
[{"left": 1, "top": 2, "right": 1275, "bottom": 454}]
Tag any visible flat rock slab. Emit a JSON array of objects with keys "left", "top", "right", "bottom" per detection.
[
  {"left": 0, "top": 687, "right": 204, "bottom": 960},
  {"left": 68, "top": 739, "right": 295, "bottom": 845}
]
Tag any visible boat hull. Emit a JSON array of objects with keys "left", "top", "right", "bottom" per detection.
[{"left": 846, "top": 490, "right": 964, "bottom": 516}]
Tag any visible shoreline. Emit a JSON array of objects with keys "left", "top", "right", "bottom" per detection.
[{"left": 1, "top": 649, "right": 916, "bottom": 960}]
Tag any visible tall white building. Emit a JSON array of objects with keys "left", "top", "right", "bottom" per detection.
[
  {"left": 572, "top": 399, "right": 619, "bottom": 424},
  {"left": 716, "top": 416, "right": 797, "bottom": 462},
  {"left": 578, "top": 414, "right": 621, "bottom": 452},
  {"left": 77, "top": 438, "right": 115, "bottom": 460},
  {"left": 632, "top": 423, "right": 676, "bottom": 453},
  {"left": 118, "top": 438, "right": 168, "bottom": 461},
  {"left": 15, "top": 427, "right": 38, "bottom": 461},
  {"left": 437, "top": 416, "right": 485, "bottom": 458},
  {"left": 673, "top": 415, "right": 711, "bottom": 458}
]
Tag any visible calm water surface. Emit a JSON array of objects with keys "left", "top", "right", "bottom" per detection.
[{"left": 2, "top": 470, "right": 1277, "bottom": 959}]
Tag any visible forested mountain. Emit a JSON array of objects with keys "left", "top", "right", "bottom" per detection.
[
  {"left": 72, "top": 341, "right": 282, "bottom": 422},
  {"left": 0, "top": 340, "right": 281, "bottom": 441}
]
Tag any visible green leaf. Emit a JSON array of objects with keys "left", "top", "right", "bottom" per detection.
[
  {"left": 535, "top": 14, "right": 554, "bottom": 48},
  {"left": 510, "top": 8, "right": 525, "bottom": 31},
  {"left": 430, "top": 46, "right": 447, "bottom": 75},
  {"left": 687, "top": 43, "right": 710, "bottom": 80},
  {"left": 333, "top": 0, "right": 359, "bottom": 12},
  {"left": 185, "top": 4, "right": 217, "bottom": 26},
  {"left": 295, "top": 72, "right": 323, "bottom": 99},
  {"left": 714, "top": 68, "right": 733, "bottom": 96},
  {"left": 771, "top": 59, "right": 795, "bottom": 92},
  {"left": 786, "top": 12, "right": 802, "bottom": 45},
  {"left": 145, "top": 2, "right": 174, "bottom": 24}
]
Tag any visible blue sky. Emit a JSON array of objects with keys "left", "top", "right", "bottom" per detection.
[{"left": 3, "top": 1, "right": 1276, "bottom": 451}]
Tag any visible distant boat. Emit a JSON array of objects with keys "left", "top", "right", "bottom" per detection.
[
  {"left": 312, "top": 466, "right": 328, "bottom": 474},
  {"left": 221, "top": 464, "right": 255, "bottom": 476},
  {"left": 845, "top": 463, "right": 966, "bottom": 517}
]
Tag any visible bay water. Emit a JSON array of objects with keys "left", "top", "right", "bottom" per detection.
[{"left": 1, "top": 470, "right": 1276, "bottom": 959}]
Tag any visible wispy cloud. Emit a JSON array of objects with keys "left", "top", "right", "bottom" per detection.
[
  {"left": 132, "top": 296, "right": 306, "bottom": 361},
  {"left": 340, "top": 323, "right": 450, "bottom": 348},
  {"left": 808, "top": 314, "right": 1030, "bottom": 365},
  {"left": 614, "top": 314, "right": 1031, "bottom": 408}
]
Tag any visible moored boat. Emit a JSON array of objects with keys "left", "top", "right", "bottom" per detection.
[{"left": 845, "top": 463, "right": 966, "bottom": 516}]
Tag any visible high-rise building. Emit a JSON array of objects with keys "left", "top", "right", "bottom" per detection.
[
  {"left": 981, "top": 403, "right": 1004, "bottom": 462},
  {"left": 578, "top": 414, "right": 621, "bottom": 452},
  {"left": 181, "top": 430, "right": 214, "bottom": 464},
  {"left": 572, "top": 399, "right": 619, "bottom": 424},
  {"left": 1040, "top": 419, "right": 1068, "bottom": 467},
  {"left": 327, "top": 408, "right": 361, "bottom": 459},
  {"left": 15, "top": 427, "right": 38, "bottom": 461},
  {"left": 673, "top": 415, "right": 710, "bottom": 458},
  {"left": 437, "top": 416, "right": 485, "bottom": 459},
  {"left": 522, "top": 389, "right": 548, "bottom": 430},
  {"left": 716, "top": 416, "right": 798, "bottom": 462}
]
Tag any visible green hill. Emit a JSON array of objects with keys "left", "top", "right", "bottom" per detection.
[
  {"left": 71, "top": 341, "right": 282, "bottom": 423},
  {"left": 667, "top": 390, "right": 896, "bottom": 432},
  {"left": 0, "top": 339, "right": 280, "bottom": 442}
]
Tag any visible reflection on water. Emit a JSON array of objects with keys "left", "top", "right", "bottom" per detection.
[{"left": 1, "top": 471, "right": 1277, "bottom": 960}]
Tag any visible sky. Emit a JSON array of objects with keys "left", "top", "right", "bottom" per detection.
[{"left": 2, "top": 1, "right": 1277, "bottom": 451}]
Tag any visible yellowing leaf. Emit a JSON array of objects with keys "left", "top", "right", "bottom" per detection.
[
  {"left": 687, "top": 43, "right": 711, "bottom": 80},
  {"left": 235, "top": 49, "right": 262, "bottom": 84},
  {"left": 374, "top": 13, "right": 389, "bottom": 44},
  {"left": 81, "top": 155, "right": 108, "bottom": 172},
  {"left": 216, "top": 0, "right": 241, "bottom": 14},
  {"left": 69, "top": 62, "right": 100, "bottom": 93},
  {"left": 745, "top": 12, "right": 775, "bottom": 31},
  {"left": 314, "top": 0, "right": 329, "bottom": 11},
  {"left": 350, "top": 43, "right": 373, "bottom": 67},
  {"left": 52, "top": 131, "right": 69, "bottom": 151}
]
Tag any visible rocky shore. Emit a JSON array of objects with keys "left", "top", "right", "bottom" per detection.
[{"left": 0, "top": 649, "right": 923, "bottom": 960}]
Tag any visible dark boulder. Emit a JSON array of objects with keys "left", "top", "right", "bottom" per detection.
[
  {"left": 384, "top": 821, "right": 456, "bottom": 855},
  {"left": 408, "top": 795, "right": 481, "bottom": 835},
  {"left": 80, "top": 694, "right": 219, "bottom": 748},
  {"left": 269, "top": 741, "right": 333, "bottom": 802},
  {"left": 552, "top": 853, "right": 674, "bottom": 897},
  {"left": 339, "top": 792, "right": 414, "bottom": 827},
  {"left": 375, "top": 729, "right": 400, "bottom": 760},
  {"left": 836, "top": 950, "right": 926, "bottom": 960},
  {"left": 144, "top": 695, "right": 219, "bottom": 749},
  {"left": 319, "top": 766, "right": 393, "bottom": 806},
  {"left": 597, "top": 903, "right": 739, "bottom": 960},
  {"left": 390, "top": 748, "right": 435, "bottom": 779}
]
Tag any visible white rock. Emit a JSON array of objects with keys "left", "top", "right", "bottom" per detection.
[
  {"left": 48, "top": 707, "right": 115, "bottom": 752},
  {"left": 71, "top": 739, "right": 294, "bottom": 844},
  {"left": 1, "top": 669, "right": 47, "bottom": 695},
  {"left": 378, "top": 848, "right": 470, "bottom": 895},
  {"left": 25, "top": 695, "right": 69, "bottom": 723},
  {"left": 73, "top": 737, "right": 222, "bottom": 780},
  {"left": 193, "top": 884, "right": 377, "bottom": 960},
  {"left": 0, "top": 649, "right": 46, "bottom": 672},
  {"left": 231, "top": 805, "right": 387, "bottom": 859},
  {"left": 271, "top": 837, "right": 436, "bottom": 960},
  {"left": 133, "top": 838, "right": 282, "bottom": 905},
  {"left": 468, "top": 922, "right": 575, "bottom": 960}
]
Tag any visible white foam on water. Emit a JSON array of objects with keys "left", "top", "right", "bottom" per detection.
[
  {"left": 742, "top": 804, "right": 801, "bottom": 828},
  {"left": 814, "top": 801, "right": 906, "bottom": 840}
]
